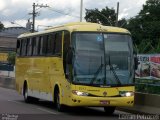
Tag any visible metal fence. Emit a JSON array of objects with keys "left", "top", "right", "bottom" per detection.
[
  {"left": 0, "top": 63, "right": 14, "bottom": 71},
  {"left": 135, "top": 79, "right": 160, "bottom": 94}
]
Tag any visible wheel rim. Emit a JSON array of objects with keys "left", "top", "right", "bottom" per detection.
[{"left": 24, "top": 88, "right": 28, "bottom": 100}]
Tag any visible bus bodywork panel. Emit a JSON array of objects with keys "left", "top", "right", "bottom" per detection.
[{"left": 16, "top": 57, "right": 65, "bottom": 97}]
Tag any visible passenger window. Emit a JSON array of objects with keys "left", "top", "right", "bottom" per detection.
[
  {"left": 21, "top": 39, "right": 27, "bottom": 56},
  {"left": 55, "top": 32, "right": 62, "bottom": 56},
  {"left": 39, "top": 36, "right": 47, "bottom": 55},
  {"left": 16, "top": 39, "right": 21, "bottom": 56},
  {"left": 43, "top": 35, "right": 48, "bottom": 55},
  {"left": 63, "top": 31, "right": 70, "bottom": 56},
  {"left": 27, "top": 38, "right": 33, "bottom": 56},
  {"left": 47, "top": 33, "right": 55, "bottom": 55},
  {"left": 39, "top": 36, "right": 43, "bottom": 55},
  {"left": 33, "top": 37, "right": 38, "bottom": 56},
  {"left": 63, "top": 31, "right": 70, "bottom": 75}
]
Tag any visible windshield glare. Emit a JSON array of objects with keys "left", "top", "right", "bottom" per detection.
[{"left": 72, "top": 33, "right": 134, "bottom": 86}]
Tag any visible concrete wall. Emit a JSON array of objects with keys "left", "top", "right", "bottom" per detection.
[
  {"left": 0, "top": 68, "right": 15, "bottom": 78},
  {"left": 135, "top": 92, "right": 160, "bottom": 108},
  {"left": 0, "top": 77, "right": 15, "bottom": 89}
]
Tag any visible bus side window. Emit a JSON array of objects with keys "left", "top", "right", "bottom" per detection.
[
  {"left": 16, "top": 39, "right": 20, "bottom": 56},
  {"left": 27, "top": 38, "right": 31, "bottom": 56},
  {"left": 43, "top": 35, "right": 48, "bottom": 55},
  {"left": 63, "top": 31, "right": 70, "bottom": 74},
  {"left": 26, "top": 38, "right": 30, "bottom": 56},
  {"left": 39, "top": 36, "right": 43, "bottom": 55},
  {"left": 55, "top": 32, "right": 62, "bottom": 56},
  {"left": 37, "top": 36, "right": 41, "bottom": 55},
  {"left": 33, "top": 37, "right": 38, "bottom": 56},
  {"left": 21, "top": 39, "right": 27, "bottom": 56},
  {"left": 39, "top": 35, "right": 47, "bottom": 55},
  {"left": 47, "top": 33, "right": 55, "bottom": 55}
]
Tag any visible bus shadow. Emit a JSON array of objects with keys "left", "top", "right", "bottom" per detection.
[{"left": 19, "top": 100, "right": 119, "bottom": 117}]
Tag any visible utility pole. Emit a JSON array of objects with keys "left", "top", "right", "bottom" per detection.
[
  {"left": 29, "top": 3, "right": 49, "bottom": 32},
  {"left": 115, "top": 2, "right": 119, "bottom": 27},
  {"left": 80, "top": 0, "right": 83, "bottom": 22},
  {"left": 32, "top": 3, "right": 36, "bottom": 32}
]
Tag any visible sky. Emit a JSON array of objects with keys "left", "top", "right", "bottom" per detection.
[{"left": 0, "top": 0, "right": 147, "bottom": 30}]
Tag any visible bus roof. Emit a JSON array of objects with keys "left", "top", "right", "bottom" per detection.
[{"left": 18, "top": 22, "right": 130, "bottom": 38}]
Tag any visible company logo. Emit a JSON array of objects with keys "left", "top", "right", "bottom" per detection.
[{"left": 103, "top": 91, "right": 107, "bottom": 96}]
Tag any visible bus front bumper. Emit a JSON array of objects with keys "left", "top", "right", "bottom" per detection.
[{"left": 68, "top": 95, "right": 134, "bottom": 107}]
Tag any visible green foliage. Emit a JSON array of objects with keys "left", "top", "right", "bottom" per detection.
[
  {"left": 0, "top": 21, "right": 4, "bottom": 31},
  {"left": 85, "top": 7, "right": 127, "bottom": 27},
  {"left": 7, "top": 52, "right": 16, "bottom": 65},
  {"left": 126, "top": 0, "right": 160, "bottom": 53}
]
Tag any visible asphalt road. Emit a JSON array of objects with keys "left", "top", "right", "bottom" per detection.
[{"left": 0, "top": 87, "right": 133, "bottom": 120}]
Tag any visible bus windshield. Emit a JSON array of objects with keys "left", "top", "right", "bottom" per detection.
[{"left": 72, "top": 32, "right": 134, "bottom": 86}]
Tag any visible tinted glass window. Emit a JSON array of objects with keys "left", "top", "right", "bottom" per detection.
[
  {"left": 47, "top": 33, "right": 55, "bottom": 55},
  {"left": 55, "top": 32, "right": 62, "bottom": 55},
  {"left": 39, "top": 36, "right": 47, "bottom": 55},
  {"left": 39, "top": 36, "right": 43, "bottom": 55},
  {"left": 32, "top": 37, "right": 37, "bottom": 56},
  {"left": 43, "top": 35, "right": 48, "bottom": 55},
  {"left": 16, "top": 39, "right": 21, "bottom": 56},
  {"left": 21, "top": 39, "right": 27, "bottom": 56},
  {"left": 27, "top": 38, "right": 33, "bottom": 56}
]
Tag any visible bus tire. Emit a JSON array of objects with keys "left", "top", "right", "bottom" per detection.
[
  {"left": 104, "top": 106, "right": 115, "bottom": 115},
  {"left": 23, "top": 83, "right": 31, "bottom": 103},
  {"left": 23, "top": 82, "right": 38, "bottom": 103},
  {"left": 55, "top": 89, "right": 65, "bottom": 112}
]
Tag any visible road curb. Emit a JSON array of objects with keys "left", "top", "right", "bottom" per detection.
[{"left": 0, "top": 76, "right": 15, "bottom": 89}]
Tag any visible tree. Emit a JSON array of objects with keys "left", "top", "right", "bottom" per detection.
[
  {"left": 7, "top": 52, "right": 16, "bottom": 65},
  {"left": 139, "top": 0, "right": 160, "bottom": 43},
  {"left": 85, "top": 7, "right": 115, "bottom": 26},
  {"left": 126, "top": 0, "right": 160, "bottom": 53},
  {"left": 85, "top": 7, "right": 127, "bottom": 27},
  {"left": 0, "top": 21, "right": 4, "bottom": 31}
]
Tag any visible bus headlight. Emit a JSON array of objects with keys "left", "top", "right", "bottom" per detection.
[
  {"left": 72, "top": 90, "right": 89, "bottom": 96},
  {"left": 119, "top": 91, "right": 134, "bottom": 97}
]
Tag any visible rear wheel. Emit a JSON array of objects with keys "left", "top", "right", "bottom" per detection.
[
  {"left": 24, "top": 84, "right": 31, "bottom": 103},
  {"left": 23, "top": 83, "right": 38, "bottom": 103},
  {"left": 104, "top": 106, "right": 115, "bottom": 115}
]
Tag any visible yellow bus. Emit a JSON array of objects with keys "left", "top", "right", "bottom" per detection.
[{"left": 16, "top": 22, "right": 135, "bottom": 114}]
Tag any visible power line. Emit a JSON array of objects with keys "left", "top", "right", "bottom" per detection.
[{"left": 48, "top": 7, "right": 80, "bottom": 18}]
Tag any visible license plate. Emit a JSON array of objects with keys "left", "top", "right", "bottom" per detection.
[{"left": 100, "top": 100, "right": 110, "bottom": 105}]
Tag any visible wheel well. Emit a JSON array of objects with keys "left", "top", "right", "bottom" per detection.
[
  {"left": 23, "top": 81, "right": 27, "bottom": 96},
  {"left": 54, "top": 85, "right": 59, "bottom": 102}
]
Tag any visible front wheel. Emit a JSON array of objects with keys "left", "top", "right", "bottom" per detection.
[
  {"left": 55, "top": 90, "right": 65, "bottom": 112},
  {"left": 104, "top": 106, "right": 116, "bottom": 115}
]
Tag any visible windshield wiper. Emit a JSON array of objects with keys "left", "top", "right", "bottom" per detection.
[
  {"left": 108, "top": 55, "right": 121, "bottom": 85},
  {"left": 90, "top": 57, "right": 103, "bottom": 85}
]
